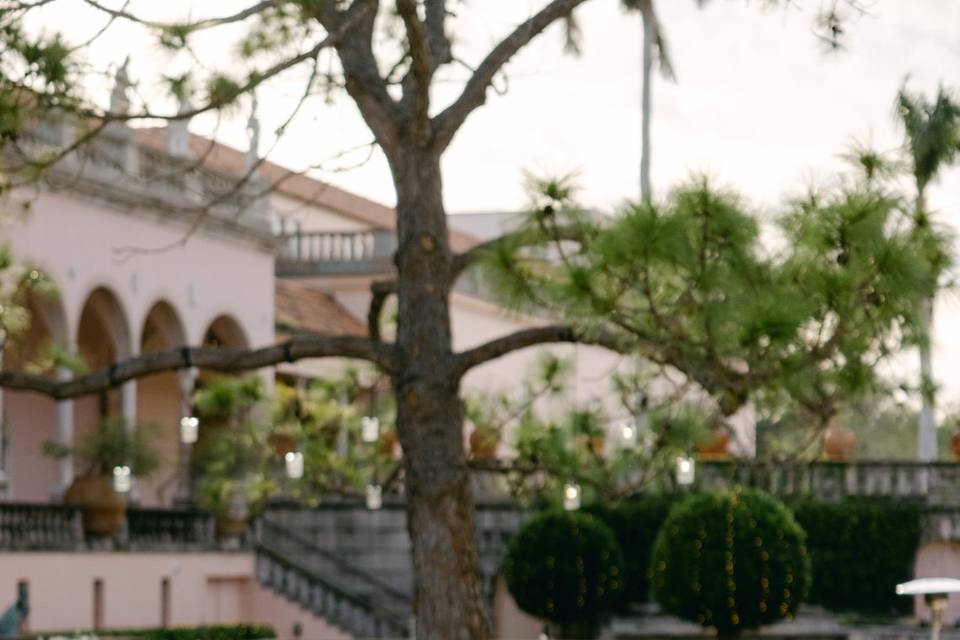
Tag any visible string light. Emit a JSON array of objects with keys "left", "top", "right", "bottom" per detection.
[
  {"left": 676, "top": 456, "right": 695, "bottom": 486},
  {"left": 112, "top": 465, "right": 132, "bottom": 493},
  {"left": 619, "top": 420, "right": 637, "bottom": 447},
  {"left": 366, "top": 484, "right": 382, "bottom": 510},
  {"left": 563, "top": 482, "right": 581, "bottom": 511},
  {"left": 360, "top": 416, "right": 380, "bottom": 443},
  {"left": 179, "top": 416, "right": 199, "bottom": 444},
  {"left": 284, "top": 451, "right": 304, "bottom": 479}
]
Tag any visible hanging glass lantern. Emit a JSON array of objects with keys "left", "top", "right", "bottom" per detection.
[
  {"left": 179, "top": 416, "right": 199, "bottom": 444},
  {"left": 563, "top": 482, "right": 581, "bottom": 511},
  {"left": 675, "top": 456, "right": 696, "bottom": 486},
  {"left": 366, "top": 484, "right": 383, "bottom": 510},
  {"left": 112, "top": 465, "right": 132, "bottom": 493},
  {"left": 284, "top": 451, "right": 304, "bottom": 479},
  {"left": 619, "top": 420, "right": 637, "bottom": 447},
  {"left": 361, "top": 416, "right": 380, "bottom": 443}
]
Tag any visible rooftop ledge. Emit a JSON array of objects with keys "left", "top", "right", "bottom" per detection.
[{"left": 10, "top": 119, "right": 275, "bottom": 246}]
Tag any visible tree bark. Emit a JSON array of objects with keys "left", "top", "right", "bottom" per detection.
[{"left": 388, "top": 148, "right": 490, "bottom": 639}]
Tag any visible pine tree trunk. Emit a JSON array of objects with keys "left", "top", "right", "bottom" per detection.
[{"left": 389, "top": 147, "right": 490, "bottom": 640}]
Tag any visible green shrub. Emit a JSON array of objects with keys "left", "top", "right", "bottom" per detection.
[
  {"left": 503, "top": 510, "right": 625, "bottom": 639},
  {"left": 28, "top": 624, "right": 276, "bottom": 640},
  {"left": 650, "top": 489, "right": 810, "bottom": 639},
  {"left": 587, "top": 495, "right": 674, "bottom": 609},
  {"left": 788, "top": 497, "right": 921, "bottom": 616}
]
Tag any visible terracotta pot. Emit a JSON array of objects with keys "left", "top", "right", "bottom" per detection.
[
  {"left": 589, "top": 435, "right": 605, "bottom": 456},
  {"left": 823, "top": 425, "right": 857, "bottom": 462},
  {"left": 63, "top": 472, "right": 126, "bottom": 538},
  {"left": 380, "top": 431, "right": 399, "bottom": 458},
  {"left": 267, "top": 431, "right": 296, "bottom": 457},
  {"left": 215, "top": 515, "right": 249, "bottom": 540},
  {"left": 697, "top": 428, "right": 731, "bottom": 459},
  {"left": 469, "top": 427, "right": 500, "bottom": 460},
  {"left": 950, "top": 429, "right": 960, "bottom": 461}
]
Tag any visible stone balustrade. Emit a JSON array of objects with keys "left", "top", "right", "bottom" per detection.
[
  {"left": 256, "top": 516, "right": 413, "bottom": 639},
  {"left": 0, "top": 502, "right": 83, "bottom": 550},
  {"left": 275, "top": 229, "right": 398, "bottom": 276},
  {"left": 0, "top": 503, "right": 232, "bottom": 551},
  {"left": 695, "top": 460, "right": 960, "bottom": 507},
  {"left": 13, "top": 120, "right": 271, "bottom": 237}
]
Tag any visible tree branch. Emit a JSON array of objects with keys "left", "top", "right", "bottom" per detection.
[
  {"left": 79, "top": 0, "right": 279, "bottom": 32},
  {"left": 397, "top": 0, "right": 433, "bottom": 144},
  {"left": 432, "top": 0, "right": 593, "bottom": 150},
  {"left": 424, "top": 0, "right": 452, "bottom": 66},
  {"left": 452, "top": 325, "right": 627, "bottom": 378},
  {"left": 0, "top": 336, "right": 396, "bottom": 401},
  {"left": 449, "top": 222, "right": 584, "bottom": 284},
  {"left": 313, "top": 0, "right": 402, "bottom": 150}
]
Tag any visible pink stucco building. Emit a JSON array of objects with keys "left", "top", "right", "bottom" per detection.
[
  {"left": 2, "top": 104, "right": 958, "bottom": 639},
  {"left": 0, "top": 106, "right": 591, "bottom": 638}
]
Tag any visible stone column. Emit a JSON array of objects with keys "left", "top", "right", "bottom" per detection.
[
  {"left": 54, "top": 366, "right": 74, "bottom": 498},
  {"left": 121, "top": 377, "right": 138, "bottom": 503},
  {"left": 175, "top": 367, "right": 198, "bottom": 505}
]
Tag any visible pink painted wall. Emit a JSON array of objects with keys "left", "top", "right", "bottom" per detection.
[
  {"left": 249, "top": 582, "right": 350, "bottom": 640},
  {"left": 0, "top": 552, "right": 349, "bottom": 638},
  {"left": 913, "top": 541, "right": 960, "bottom": 625},
  {"left": 4, "top": 391, "right": 58, "bottom": 502},
  {"left": 494, "top": 576, "right": 543, "bottom": 640},
  {"left": 0, "top": 552, "right": 253, "bottom": 632}
]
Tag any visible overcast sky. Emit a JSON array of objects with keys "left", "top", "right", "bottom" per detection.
[{"left": 32, "top": 1, "right": 960, "bottom": 409}]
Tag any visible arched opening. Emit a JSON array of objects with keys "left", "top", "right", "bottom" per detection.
[
  {"left": 2, "top": 286, "right": 68, "bottom": 502},
  {"left": 203, "top": 314, "right": 249, "bottom": 350},
  {"left": 73, "top": 287, "right": 133, "bottom": 478},
  {"left": 137, "top": 300, "right": 187, "bottom": 506}
]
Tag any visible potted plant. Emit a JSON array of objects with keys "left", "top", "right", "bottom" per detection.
[
  {"left": 571, "top": 409, "right": 606, "bottom": 457},
  {"left": 823, "top": 423, "right": 857, "bottom": 461},
  {"left": 380, "top": 428, "right": 400, "bottom": 458},
  {"left": 192, "top": 376, "right": 275, "bottom": 540},
  {"left": 469, "top": 424, "right": 501, "bottom": 459},
  {"left": 44, "top": 418, "right": 159, "bottom": 538},
  {"left": 696, "top": 424, "right": 731, "bottom": 459}
]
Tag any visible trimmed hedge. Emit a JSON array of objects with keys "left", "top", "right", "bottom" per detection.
[
  {"left": 788, "top": 497, "right": 922, "bottom": 616},
  {"left": 589, "top": 493, "right": 924, "bottom": 620},
  {"left": 503, "top": 510, "right": 625, "bottom": 638},
  {"left": 587, "top": 495, "right": 674, "bottom": 609},
  {"left": 28, "top": 624, "right": 276, "bottom": 640},
  {"left": 650, "top": 489, "right": 811, "bottom": 638}
]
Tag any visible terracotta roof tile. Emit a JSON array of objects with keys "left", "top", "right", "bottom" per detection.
[
  {"left": 275, "top": 279, "right": 366, "bottom": 337},
  {"left": 134, "top": 128, "right": 479, "bottom": 252}
]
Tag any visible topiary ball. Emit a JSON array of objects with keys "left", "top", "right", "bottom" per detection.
[
  {"left": 650, "top": 489, "right": 810, "bottom": 639},
  {"left": 503, "top": 510, "right": 625, "bottom": 638}
]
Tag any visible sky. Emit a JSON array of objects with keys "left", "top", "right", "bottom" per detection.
[{"left": 27, "top": 0, "right": 960, "bottom": 408}]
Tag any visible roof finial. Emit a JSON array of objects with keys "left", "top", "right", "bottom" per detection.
[
  {"left": 245, "top": 93, "right": 260, "bottom": 172},
  {"left": 165, "top": 94, "right": 194, "bottom": 159},
  {"left": 109, "top": 57, "right": 131, "bottom": 115}
]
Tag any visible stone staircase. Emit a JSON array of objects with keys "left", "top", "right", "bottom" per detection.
[{"left": 256, "top": 516, "right": 414, "bottom": 639}]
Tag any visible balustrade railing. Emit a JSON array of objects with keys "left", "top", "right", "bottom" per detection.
[
  {"left": 0, "top": 503, "right": 83, "bottom": 550},
  {"left": 11, "top": 120, "right": 267, "bottom": 232},
  {"left": 275, "top": 229, "right": 397, "bottom": 276},
  {"left": 696, "top": 460, "right": 960, "bottom": 506},
  {"left": 125, "top": 507, "right": 217, "bottom": 550},
  {"left": 257, "top": 516, "right": 412, "bottom": 638}
]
